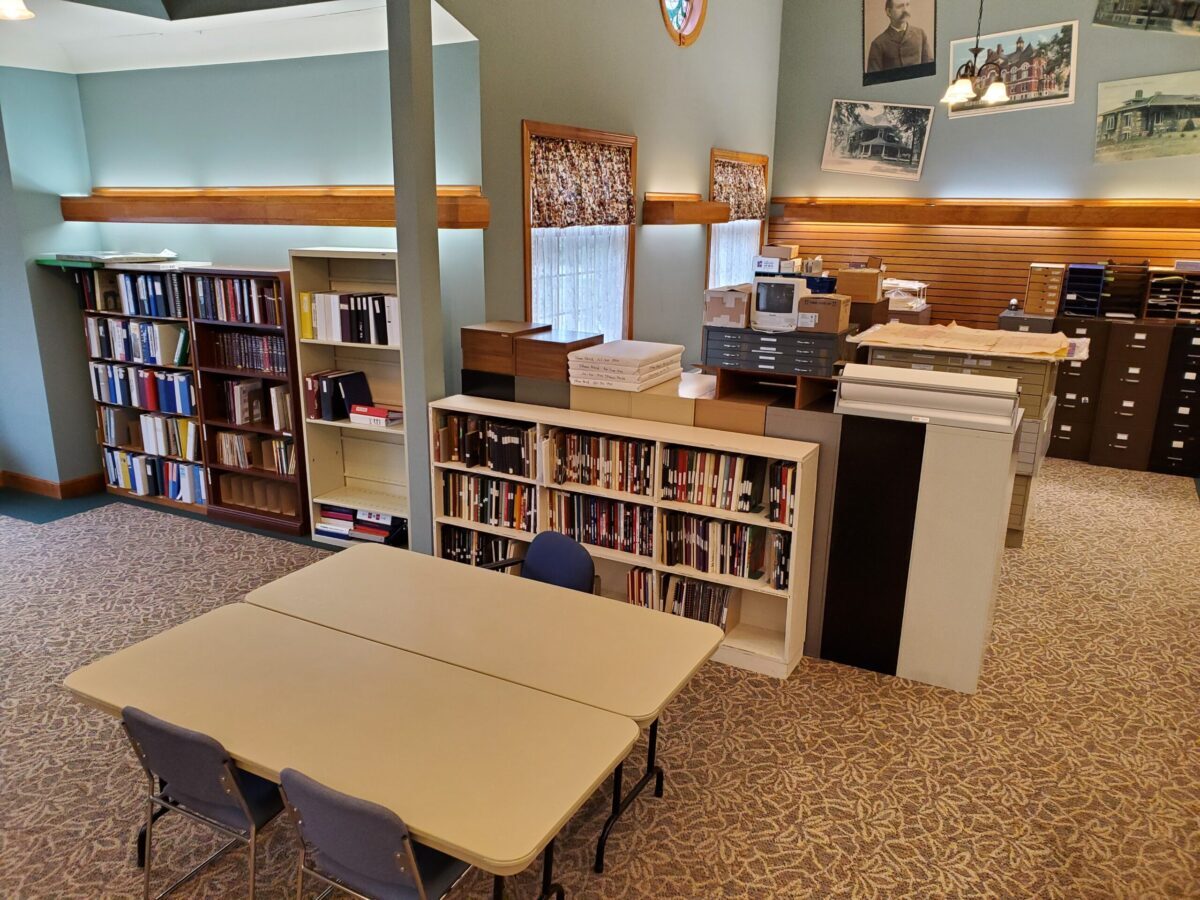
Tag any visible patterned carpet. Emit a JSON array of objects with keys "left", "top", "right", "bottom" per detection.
[{"left": 1, "top": 459, "right": 1197, "bottom": 899}]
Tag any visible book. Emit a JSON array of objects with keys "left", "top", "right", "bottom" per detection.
[{"left": 349, "top": 403, "right": 403, "bottom": 427}]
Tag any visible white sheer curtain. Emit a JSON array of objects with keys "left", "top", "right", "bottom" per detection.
[
  {"left": 531, "top": 224, "right": 628, "bottom": 342},
  {"left": 708, "top": 218, "right": 763, "bottom": 288}
]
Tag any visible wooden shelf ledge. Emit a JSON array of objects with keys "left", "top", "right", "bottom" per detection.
[
  {"left": 770, "top": 197, "right": 1200, "bottom": 230},
  {"left": 642, "top": 192, "right": 730, "bottom": 226},
  {"left": 60, "top": 185, "right": 491, "bottom": 230}
]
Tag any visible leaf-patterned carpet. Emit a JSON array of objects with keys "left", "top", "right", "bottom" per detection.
[{"left": 1, "top": 458, "right": 1197, "bottom": 899}]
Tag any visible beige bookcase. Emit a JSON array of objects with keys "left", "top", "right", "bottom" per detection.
[
  {"left": 290, "top": 248, "right": 408, "bottom": 547},
  {"left": 429, "top": 395, "right": 819, "bottom": 678}
]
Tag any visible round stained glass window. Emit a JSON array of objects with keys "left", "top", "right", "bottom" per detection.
[{"left": 660, "top": 0, "right": 706, "bottom": 46}]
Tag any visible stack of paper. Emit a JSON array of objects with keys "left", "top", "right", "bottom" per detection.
[{"left": 568, "top": 341, "right": 684, "bottom": 391}]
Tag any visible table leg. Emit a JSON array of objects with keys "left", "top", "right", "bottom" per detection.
[
  {"left": 493, "top": 874, "right": 505, "bottom": 899},
  {"left": 593, "top": 718, "right": 665, "bottom": 874},
  {"left": 538, "top": 838, "right": 566, "bottom": 900}
]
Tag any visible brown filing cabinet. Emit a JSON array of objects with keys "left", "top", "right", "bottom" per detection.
[
  {"left": 1088, "top": 321, "right": 1173, "bottom": 470},
  {"left": 1049, "top": 317, "right": 1109, "bottom": 461},
  {"left": 1150, "top": 323, "right": 1200, "bottom": 476}
]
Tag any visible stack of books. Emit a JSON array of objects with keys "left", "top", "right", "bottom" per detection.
[
  {"left": 567, "top": 341, "right": 683, "bottom": 391},
  {"left": 224, "top": 379, "right": 264, "bottom": 425},
  {"left": 660, "top": 575, "right": 732, "bottom": 629},
  {"left": 442, "top": 472, "right": 535, "bottom": 532},
  {"left": 268, "top": 385, "right": 293, "bottom": 432},
  {"left": 316, "top": 504, "right": 407, "bottom": 546},
  {"left": 109, "top": 272, "right": 185, "bottom": 318},
  {"left": 627, "top": 567, "right": 655, "bottom": 608},
  {"left": 103, "top": 449, "right": 206, "bottom": 504},
  {"left": 349, "top": 403, "right": 403, "bottom": 428},
  {"left": 661, "top": 512, "right": 766, "bottom": 581},
  {"left": 547, "top": 428, "right": 653, "bottom": 495},
  {"left": 89, "top": 364, "right": 195, "bottom": 415},
  {"left": 439, "top": 525, "right": 521, "bottom": 567},
  {"left": 86, "top": 318, "right": 189, "bottom": 367},
  {"left": 768, "top": 532, "right": 791, "bottom": 591},
  {"left": 547, "top": 492, "right": 653, "bottom": 557},
  {"left": 434, "top": 413, "right": 536, "bottom": 477},
  {"left": 661, "top": 447, "right": 767, "bottom": 513},
  {"left": 302, "top": 370, "right": 372, "bottom": 421},
  {"left": 300, "top": 292, "right": 401, "bottom": 345},
  {"left": 189, "top": 275, "right": 282, "bottom": 325},
  {"left": 138, "top": 414, "right": 201, "bottom": 461},
  {"left": 213, "top": 332, "right": 289, "bottom": 373},
  {"left": 766, "top": 461, "right": 797, "bottom": 526}
]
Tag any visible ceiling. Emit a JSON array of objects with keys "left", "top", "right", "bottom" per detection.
[{"left": 0, "top": 0, "right": 474, "bottom": 74}]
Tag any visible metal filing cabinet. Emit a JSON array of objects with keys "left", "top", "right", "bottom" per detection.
[
  {"left": 1089, "top": 320, "right": 1173, "bottom": 470},
  {"left": 701, "top": 327, "right": 851, "bottom": 377},
  {"left": 1049, "top": 317, "right": 1110, "bottom": 461},
  {"left": 1150, "top": 323, "right": 1200, "bottom": 476}
]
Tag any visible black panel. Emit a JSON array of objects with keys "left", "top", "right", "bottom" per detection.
[
  {"left": 821, "top": 416, "right": 926, "bottom": 675},
  {"left": 461, "top": 369, "right": 515, "bottom": 402}
]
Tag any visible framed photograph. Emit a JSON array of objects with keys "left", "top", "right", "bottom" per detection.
[
  {"left": 947, "top": 21, "right": 1077, "bottom": 118},
  {"left": 1093, "top": 1, "right": 1199, "bottom": 38},
  {"left": 821, "top": 100, "right": 934, "bottom": 181},
  {"left": 1095, "top": 70, "right": 1200, "bottom": 164},
  {"left": 863, "top": 0, "right": 936, "bottom": 86}
]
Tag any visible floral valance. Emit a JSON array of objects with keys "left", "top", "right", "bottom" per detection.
[
  {"left": 529, "top": 135, "right": 634, "bottom": 229},
  {"left": 712, "top": 158, "right": 767, "bottom": 221}
]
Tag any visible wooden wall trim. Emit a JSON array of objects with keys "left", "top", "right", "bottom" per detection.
[
  {"left": 0, "top": 471, "right": 105, "bottom": 500},
  {"left": 60, "top": 185, "right": 491, "bottom": 230},
  {"left": 772, "top": 197, "right": 1200, "bottom": 230}
]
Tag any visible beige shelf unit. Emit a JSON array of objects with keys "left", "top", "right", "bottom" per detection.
[
  {"left": 429, "top": 395, "right": 819, "bottom": 678},
  {"left": 290, "top": 248, "right": 408, "bottom": 547}
]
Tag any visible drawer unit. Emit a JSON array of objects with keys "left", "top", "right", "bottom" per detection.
[
  {"left": 1062, "top": 263, "right": 1106, "bottom": 318},
  {"left": 1016, "top": 395, "right": 1055, "bottom": 477},
  {"left": 1100, "top": 264, "right": 1150, "bottom": 320},
  {"left": 1149, "top": 431, "right": 1198, "bottom": 477},
  {"left": 1105, "top": 320, "right": 1174, "bottom": 364},
  {"left": 702, "top": 327, "right": 850, "bottom": 377},
  {"left": 999, "top": 309, "right": 1057, "bottom": 333},
  {"left": 1008, "top": 473, "right": 1034, "bottom": 532},
  {"left": 1055, "top": 386, "right": 1098, "bottom": 422},
  {"left": 1048, "top": 419, "right": 1093, "bottom": 461},
  {"left": 1146, "top": 269, "right": 1200, "bottom": 322},
  {"left": 461, "top": 321, "right": 551, "bottom": 375},
  {"left": 1024, "top": 263, "right": 1065, "bottom": 317},
  {"left": 513, "top": 328, "right": 603, "bottom": 381},
  {"left": 1089, "top": 419, "right": 1157, "bottom": 470}
]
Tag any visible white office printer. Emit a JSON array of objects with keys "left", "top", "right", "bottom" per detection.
[{"left": 822, "top": 363, "right": 1021, "bottom": 694}]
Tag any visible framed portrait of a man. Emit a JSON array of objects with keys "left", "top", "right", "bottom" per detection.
[{"left": 863, "top": 0, "right": 936, "bottom": 86}]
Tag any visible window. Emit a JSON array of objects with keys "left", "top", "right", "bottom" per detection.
[
  {"left": 523, "top": 121, "right": 637, "bottom": 342},
  {"left": 660, "top": 0, "right": 707, "bottom": 46},
  {"left": 707, "top": 149, "right": 769, "bottom": 289}
]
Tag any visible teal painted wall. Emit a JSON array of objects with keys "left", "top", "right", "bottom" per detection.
[
  {"left": 774, "top": 0, "right": 1200, "bottom": 198},
  {"left": 0, "top": 67, "right": 102, "bottom": 483}
]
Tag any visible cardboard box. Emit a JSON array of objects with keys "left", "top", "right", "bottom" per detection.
[
  {"left": 796, "top": 293, "right": 851, "bottom": 334},
  {"left": 835, "top": 268, "right": 883, "bottom": 303},
  {"left": 630, "top": 372, "right": 716, "bottom": 426},
  {"left": 850, "top": 298, "right": 891, "bottom": 330},
  {"left": 889, "top": 305, "right": 933, "bottom": 325},
  {"left": 759, "top": 243, "right": 800, "bottom": 260},
  {"left": 694, "top": 392, "right": 779, "bottom": 436},
  {"left": 703, "top": 284, "right": 753, "bottom": 328},
  {"left": 570, "top": 384, "right": 633, "bottom": 418}
]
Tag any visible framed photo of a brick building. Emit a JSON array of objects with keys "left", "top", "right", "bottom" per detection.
[
  {"left": 947, "top": 21, "right": 1077, "bottom": 119},
  {"left": 1095, "top": 70, "right": 1200, "bottom": 164}
]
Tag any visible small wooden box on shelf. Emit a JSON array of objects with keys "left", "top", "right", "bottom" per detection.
[
  {"left": 429, "top": 394, "right": 819, "bottom": 678},
  {"left": 290, "top": 248, "right": 409, "bottom": 548}
]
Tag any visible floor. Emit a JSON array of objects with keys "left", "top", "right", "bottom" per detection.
[{"left": 1, "top": 458, "right": 1197, "bottom": 899}]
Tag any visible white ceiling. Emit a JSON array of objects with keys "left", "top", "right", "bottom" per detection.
[{"left": 0, "top": 0, "right": 474, "bottom": 74}]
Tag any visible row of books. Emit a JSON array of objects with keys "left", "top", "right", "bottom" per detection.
[
  {"left": 766, "top": 461, "right": 798, "bottom": 528},
  {"left": 547, "top": 429, "right": 654, "bottom": 496},
  {"left": 300, "top": 292, "right": 401, "bottom": 346},
  {"left": 315, "top": 503, "right": 408, "bottom": 546},
  {"left": 190, "top": 275, "right": 283, "bottom": 326},
  {"left": 212, "top": 332, "right": 289, "bottom": 374},
  {"left": 439, "top": 525, "right": 523, "bottom": 567},
  {"left": 220, "top": 379, "right": 291, "bottom": 432},
  {"left": 218, "top": 473, "right": 299, "bottom": 517},
  {"left": 214, "top": 431, "right": 296, "bottom": 476},
  {"left": 660, "top": 512, "right": 766, "bottom": 581},
  {"left": 434, "top": 414, "right": 537, "bottom": 477},
  {"left": 85, "top": 317, "right": 189, "bottom": 368},
  {"left": 89, "top": 364, "right": 195, "bottom": 416},
  {"left": 661, "top": 448, "right": 769, "bottom": 518},
  {"left": 99, "top": 407, "right": 201, "bottom": 461},
  {"left": 98, "top": 272, "right": 185, "bottom": 319},
  {"left": 767, "top": 532, "right": 791, "bottom": 592},
  {"left": 302, "top": 370, "right": 372, "bottom": 421},
  {"left": 442, "top": 473, "right": 536, "bottom": 532},
  {"left": 547, "top": 492, "right": 653, "bottom": 557},
  {"left": 103, "top": 448, "right": 206, "bottom": 505},
  {"left": 660, "top": 574, "right": 733, "bottom": 630}
]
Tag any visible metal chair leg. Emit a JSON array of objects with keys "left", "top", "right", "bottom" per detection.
[
  {"left": 247, "top": 825, "right": 256, "bottom": 900},
  {"left": 295, "top": 859, "right": 305, "bottom": 899},
  {"left": 143, "top": 797, "right": 154, "bottom": 900}
]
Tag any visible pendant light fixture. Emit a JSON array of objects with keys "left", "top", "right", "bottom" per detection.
[
  {"left": 941, "top": 0, "right": 1009, "bottom": 106},
  {"left": 0, "top": 0, "right": 35, "bottom": 20}
]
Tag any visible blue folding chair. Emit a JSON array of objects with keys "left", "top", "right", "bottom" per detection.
[{"left": 479, "top": 530, "right": 596, "bottom": 594}]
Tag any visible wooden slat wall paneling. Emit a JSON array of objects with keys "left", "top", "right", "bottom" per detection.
[{"left": 766, "top": 221, "right": 1200, "bottom": 328}]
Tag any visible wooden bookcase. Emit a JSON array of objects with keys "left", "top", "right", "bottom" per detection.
[
  {"left": 289, "top": 248, "right": 408, "bottom": 548},
  {"left": 53, "top": 260, "right": 308, "bottom": 532},
  {"left": 428, "top": 395, "right": 819, "bottom": 678}
]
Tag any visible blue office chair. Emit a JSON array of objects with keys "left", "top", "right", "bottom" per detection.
[
  {"left": 121, "top": 706, "right": 284, "bottom": 900},
  {"left": 280, "top": 768, "right": 472, "bottom": 900},
  {"left": 479, "top": 530, "right": 596, "bottom": 594}
]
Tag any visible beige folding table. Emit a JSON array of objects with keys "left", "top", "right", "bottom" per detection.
[
  {"left": 244, "top": 543, "right": 724, "bottom": 872},
  {"left": 64, "top": 604, "right": 637, "bottom": 899}
]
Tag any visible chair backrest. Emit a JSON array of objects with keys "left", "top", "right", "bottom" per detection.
[
  {"left": 520, "top": 531, "right": 595, "bottom": 593},
  {"left": 122, "top": 706, "right": 244, "bottom": 822},
  {"left": 280, "top": 768, "right": 422, "bottom": 894}
]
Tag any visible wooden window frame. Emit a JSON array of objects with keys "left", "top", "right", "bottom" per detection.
[
  {"left": 522, "top": 119, "right": 638, "bottom": 340},
  {"left": 705, "top": 148, "right": 769, "bottom": 289},
  {"left": 660, "top": 0, "right": 708, "bottom": 47}
]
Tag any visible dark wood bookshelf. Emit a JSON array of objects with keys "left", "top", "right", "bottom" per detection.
[{"left": 203, "top": 417, "right": 292, "bottom": 437}]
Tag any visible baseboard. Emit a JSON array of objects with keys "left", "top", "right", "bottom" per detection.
[{"left": 0, "top": 470, "right": 105, "bottom": 500}]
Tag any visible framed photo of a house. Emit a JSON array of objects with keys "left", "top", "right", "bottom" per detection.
[
  {"left": 947, "top": 21, "right": 1077, "bottom": 119},
  {"left": 862, "top": 0, "right": 936, "bottom": 86},
  {"left": 1095, "top": 70, "right": 1200, "bottom": 164},
  {"left": 821, "top": 99, "right": 934, "bottom": 181},
  {"left": 1093, "top": 1, "right": 1199, "bottom": 38}
]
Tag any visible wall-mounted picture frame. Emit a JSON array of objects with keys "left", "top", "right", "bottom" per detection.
[
  {"left": 863, "top": 0, "right": 936, "bottom": 86},
  {"left": 821, "top": 99, "right": 934, "bottom": 181},
  {"left": 1093, "top": 1, "right": 1199, "bottom": 38},
  {"left": 1095, "top": 70, "right": 1200, "bottom": 164},
  {"left": 947, "top": 21, "right": 1078, "bottom": 118}
]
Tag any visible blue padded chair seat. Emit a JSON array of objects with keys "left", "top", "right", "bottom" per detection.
[{"left": 314, "top": 842, "right": 470, "bottom": 900}]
